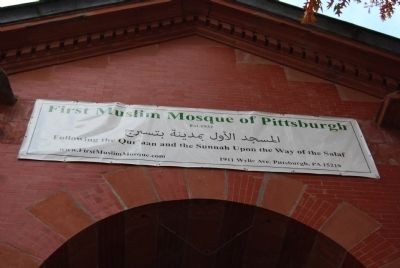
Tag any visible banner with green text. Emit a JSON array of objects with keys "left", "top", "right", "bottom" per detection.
[{"left": 19, "top": 99, "right": 379, "bottom": 178}]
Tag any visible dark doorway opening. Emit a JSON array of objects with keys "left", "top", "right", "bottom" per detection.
[{"left": 42, "top": 199, "right": 363, "bottom": 268}]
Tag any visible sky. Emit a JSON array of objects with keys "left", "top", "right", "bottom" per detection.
[
  {"left": 281, "top": 0, "right": 400, "bottom": 38},
  {"left": 0, "top": 0, "right": 399, "bottom": 39},
  {"left": 0, "top": 0, "right": 38, "bottom": 7}
]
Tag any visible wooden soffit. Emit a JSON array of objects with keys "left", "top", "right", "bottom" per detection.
[{"left": 0, "top": 0, "right": 399, "bottom": 98}]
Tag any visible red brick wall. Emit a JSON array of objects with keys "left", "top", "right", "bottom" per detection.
[{"left": 0, "top": 36, "right": 399, "bottom": 268}]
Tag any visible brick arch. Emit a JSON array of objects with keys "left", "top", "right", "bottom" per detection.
[
  {"left": 22, "top": 166, "right": 400, "bottom": 267},
  {"left": 40, "top": 199, "right": 365, "bottom": 268}
]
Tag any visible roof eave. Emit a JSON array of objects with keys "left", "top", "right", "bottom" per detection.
[{"left": 0, "top": 0, "right": 398, "bottom": 98}]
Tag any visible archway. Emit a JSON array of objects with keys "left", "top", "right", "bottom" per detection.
[{"left": 41, "top": 199, "right": 363, "bottom": 268}]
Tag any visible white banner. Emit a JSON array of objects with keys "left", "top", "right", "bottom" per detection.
[{"left": 19, "top": 99, "right": 379, "bottom": 178}]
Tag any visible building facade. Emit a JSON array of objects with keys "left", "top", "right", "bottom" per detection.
[{"left": 0, "top": 0, "right": 400, "bottom": 267}]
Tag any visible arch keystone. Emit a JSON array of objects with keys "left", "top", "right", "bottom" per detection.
[
  {"left": 105, "top": 167, "right": 158, "bottom": 208},
  {"left": 185, "top": 169, "right": 226, "bottom": 200},
  {"left": 147, "top": 167, "right": 188, "bottom": 201},
  {"left": 260, "top": 174, "right": 306, "bottom": 216}
]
